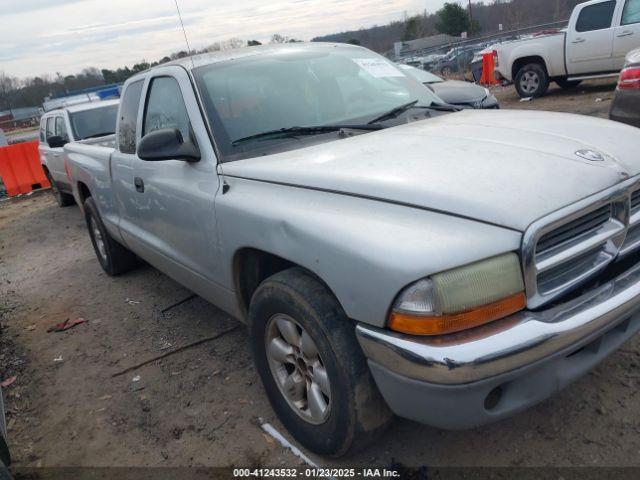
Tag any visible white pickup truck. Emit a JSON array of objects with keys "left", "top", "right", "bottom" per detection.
[
  {"left": 494, "top": 0, "right": 640, "bottom": 97},
  {"left": 39, "top": 100, "right": 119, "bottom": 207}
]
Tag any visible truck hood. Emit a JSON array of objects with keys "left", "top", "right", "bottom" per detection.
[{"left": 221, "top": 110, "right": 640, "bottom": 231}]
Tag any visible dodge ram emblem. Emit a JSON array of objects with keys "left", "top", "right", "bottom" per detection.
[{"left": 575, "top": 149, "right": 605, "bottom": 162}]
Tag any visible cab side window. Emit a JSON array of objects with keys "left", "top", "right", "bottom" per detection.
[
  {"left": 55, "top": 117, "right": 69, "bottom": 142},
  {"left": 117, "top": 80, "right": 144, "bottom": 154},
  {"left": 45, "top": 117, "right": 55, "bottom": 140},
  {"left": 576, "top": 1, "right": 617, "bottom": 32},
  {"left": 622, "top": 0, "right": 640, "bottom": 25},
  {"left": 143, "top": 77, "right": 191, "bottom": 141}
]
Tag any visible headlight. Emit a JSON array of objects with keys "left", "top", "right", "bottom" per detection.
[{"left": 389, "top": 253, "right": 525, "bottom": 336}]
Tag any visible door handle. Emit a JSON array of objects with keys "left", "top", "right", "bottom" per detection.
[
  {"left": 134, "top": 177, "right": 144, "bottom": 193},
  {"left": 572, "top": 38, "right": 586, "bottom": 44},
  {"left": 52, "top": 153, "right": 61, "bottom": 158},
  {"left": 617, "top": 31, "right": 634, "bottom": 37}
]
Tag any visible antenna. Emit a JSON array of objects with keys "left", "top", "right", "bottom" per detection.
[{"left": 173, "top": 0, "right": 195, "bottom": 68}]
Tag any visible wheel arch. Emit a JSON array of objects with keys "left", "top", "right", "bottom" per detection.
[
  {"left": 512, "top": 55, "right": 548, "bottom": 80},
  {"left": 77, "top": 181, "right": 92, "bottom": 204},
  {"left": 233, "top": 247, "right": 342, "bottom": 321}
]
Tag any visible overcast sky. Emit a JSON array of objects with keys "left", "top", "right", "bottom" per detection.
[{"left": 0, "top": 0, "right": 460, "bottom": 79}]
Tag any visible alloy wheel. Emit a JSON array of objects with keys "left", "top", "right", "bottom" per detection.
[
  {"left": 265, "top": 314, "right": 331, "bottom": 425},
  {"left": 520, "top": 71, "right": 540, "bottom": 95},
  {"left": 90, "top": 216, "right": 107, "bottom": 262}
]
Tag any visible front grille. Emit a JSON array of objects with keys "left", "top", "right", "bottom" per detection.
[
  {"left": 536, "top": 205, "right": 611, "bottom": 255},
  {"left": 523, "top": 180, "right": 639, "bottom": 309},
  {"left": 631, "top": 189, "right": 640, "bottom": 212},
  {"left": 537, "top": 247, "right": 607, "bottom": 295}
]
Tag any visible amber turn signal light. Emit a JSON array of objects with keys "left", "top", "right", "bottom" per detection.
[{"left": 389, "top": 292, "right": 526, "bottom": 336}]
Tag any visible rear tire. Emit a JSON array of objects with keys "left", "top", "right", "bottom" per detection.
[
  {"left": 515, "top": 63, "right": 549, "bottom": 98},
  {"left": 44, "top": 170, "right": 74, "bottom": 207},
  {"left": 249, "top": 268, "right": 392, "bottom": 457},
  {"left": 556, "top": 78, "right": 582, "bottom": 89},
  {"left": 84, "top": 197, "right": 137, "bottom": 276}
]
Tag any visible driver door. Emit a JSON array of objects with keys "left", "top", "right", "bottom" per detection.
[
  {"left": 566, "top": 0, "right": 617, "bottom": 75},
  {"left": 46, "top": 115, "right": 71, "bottom": 187},
  {"left": 130, "top": 67, "right": 222, "bottom": 288}
]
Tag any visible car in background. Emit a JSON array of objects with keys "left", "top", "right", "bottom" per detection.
[
  {"left": 421, "top": 53, "right": 446, "bottom": 71},
  {"left": 610, "top": 48, "right": 640, "bottom": 128},
  {"left": 0, "top": 387, "right": 11, "bottom": 480},
  {"left": 399, "top": 64, "right": 499, "bottom": 109},
  {"left": 38, "top": 99, "right": 119, "bottom": 207},
  {"left": 434, "top": 48, "right": 477, "bottom": 76},
  {"left": 493, "top": 0, "right": 640, "bottom": 98}
]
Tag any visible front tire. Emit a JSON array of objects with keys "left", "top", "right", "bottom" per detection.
[
  {"left": 515, "top": 63, "right": 549, "bottom": 98},
  {"left": 84, "top": 197, "right": 137, "bottom": 276},
  {"left": 249, "top": 268, "right": 392, "bottom": 456}
]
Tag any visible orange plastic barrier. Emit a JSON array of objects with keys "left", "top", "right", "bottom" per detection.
[
  {"left": 0, "top": 140, "right": 50, "bottom": 197},
  {"left": 480, "top": 51, "right": 499, "bottom": 86}
]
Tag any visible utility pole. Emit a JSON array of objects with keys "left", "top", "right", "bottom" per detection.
[{"left": 468, "top": 0, "right": 474, "bottom": 34}]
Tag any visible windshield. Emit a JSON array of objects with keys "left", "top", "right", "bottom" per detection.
[
  {"left": 69, "top": 104, "right": 118, "bottom": 140},
  {"left": 194, "top": 46, "right": 441, "bottom": 160},
  {"left": 398, "top": 65, "right": 444, "bottom": 84}
]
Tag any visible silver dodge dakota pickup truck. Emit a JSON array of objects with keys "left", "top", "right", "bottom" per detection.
[{"left": 65, "top": 43, "right": 640, "bottom": 456}]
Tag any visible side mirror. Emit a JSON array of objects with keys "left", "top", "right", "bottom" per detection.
[
  {"left": 47, "top": 135, "right": 67, "bottom": 149},
  {"left": 137, "top": 128, "right": 200, "bottom": 162}
]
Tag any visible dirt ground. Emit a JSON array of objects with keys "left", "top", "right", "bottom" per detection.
[
  {"left": 492, "top": 77, "right": 618, "bottom": 118},
  {"left": 1, "top": 79, "right": 639, "bottom": 473}
]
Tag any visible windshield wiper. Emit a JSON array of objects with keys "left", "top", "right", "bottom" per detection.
[
  {"left": 231, "top": 124, "right": 383, "bottom": 146},
  {"left": 367, "top": 99, "right": 462, "bottom": 125},
  {"left": 367, "top": 100, "right": 422, "bottom": 124},
  {"left": 428, "top": 102, "right": 463, "bottom": 112},
  {"left": 83, "top": 132, "right": 114, "bottom": 139}
]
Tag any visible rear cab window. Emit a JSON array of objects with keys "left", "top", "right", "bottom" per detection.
[
  {"left": 576, "top": 1, "right": 617, "bottom": 32},
  {"left": 117, "top": 80, "right": 144, "bottom": 154}
]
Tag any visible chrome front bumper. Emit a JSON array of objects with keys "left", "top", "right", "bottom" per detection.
[{"left": 357, "top": 260, "right": 640, "bottom": 386}]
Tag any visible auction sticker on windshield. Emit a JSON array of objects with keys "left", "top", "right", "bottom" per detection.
[{"left": 354, "top": 58, "right": 405, "bottom": 78}]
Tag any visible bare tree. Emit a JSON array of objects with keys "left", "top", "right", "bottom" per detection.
[
  {"left": 0, "top": 72, "right": 17, "bottom": 112},
  {"left": 270, "top": 34, "right": 288, "bottom": 44}
]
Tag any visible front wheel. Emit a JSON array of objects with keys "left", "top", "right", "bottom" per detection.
[
  {"left": 515, "top": 63, "right": 549, "bottom": 98},
  {"left": 84, "top": 197, "right": 137, "bottom": 276},
  {"left": 249, "top": 268, "right": 392, "bottom": 456}
]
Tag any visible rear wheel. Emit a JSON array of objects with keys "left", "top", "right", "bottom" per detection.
[
  {"left": 84, "top": 197, "right": 137, "bottom": 276},
  {"left": 44, "top": 170, "right": 74, "bottom": 207},
  {"left": 249, "top": 268, "right": 392, "bottom": 456},
  {"left": 515, "top": 63, "right": 549, "bottom": 98},
  {"left": 556, "top": 78, "right": 582, "bottom": 89}
]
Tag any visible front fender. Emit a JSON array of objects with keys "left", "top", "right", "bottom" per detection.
[{"left": 216, "top": 178, "right": 522, "bottom": 327}]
